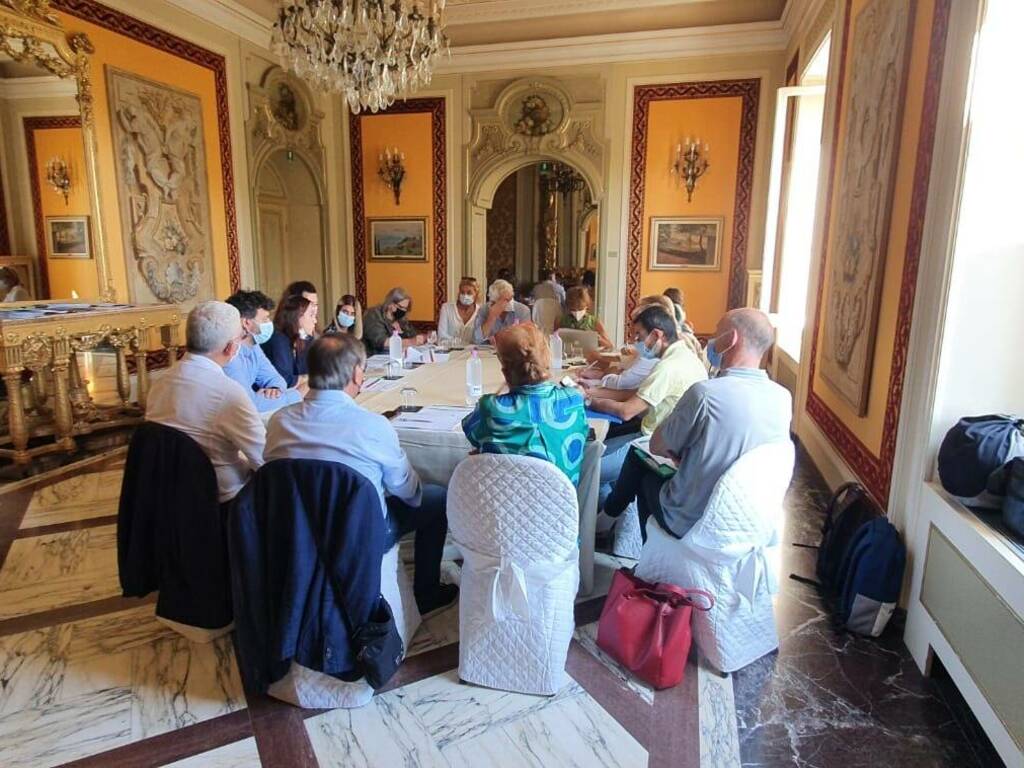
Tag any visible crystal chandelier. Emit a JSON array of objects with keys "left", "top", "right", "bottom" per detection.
[{"left": 273, "top": 1, "right": 449, "bottom": 115}]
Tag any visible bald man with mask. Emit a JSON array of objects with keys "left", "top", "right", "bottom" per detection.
[{"left": 604, "top": 308, "right": 792, "bottom": 540}]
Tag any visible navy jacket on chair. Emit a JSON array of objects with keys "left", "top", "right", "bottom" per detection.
[
  {"left": 118, "top": 421, "right": 232, "bottom": 629},
  {"left": 230, "top": 458, "right": 387, "bottom": 693}
]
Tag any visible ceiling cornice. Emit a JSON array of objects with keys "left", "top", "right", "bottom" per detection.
[
  {"left": 446, "top": 0, "right": 726, "bottom": 25},
  {"left": 162, "top": 0, "right": 273, "bottom": 49},
  {"left": 438, "top": 21, "right": 788, "bottom": 73},
  {"left": 0, "top": 76, "right": 77, "bottom": 100}
]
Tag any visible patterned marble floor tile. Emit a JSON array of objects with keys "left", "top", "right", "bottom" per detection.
[
  {"left": 164, "top": 736, "right": 261, "bottom": 767},
  {"left": 441, "top": 687, "right": 647, "bottom": 768},
  {"left": 0, "top": 606, "right": 246, "bottom": 768},
  {"left": 573, "top": 622, "right": 655, "bottom": 704},
  {"left": 306, "top": 669, "right": 644, "bottom": 768},
  {"left": 407, "top": 602, "right": 460, "bottom": 658},
  {"left": 698, "top": 654, "right": 741, "bottom": 768},
  {"left": 0, "top": 524, "right": 120, "bottom": 620},
  {"left": 20, "top": 469, "right": 124, "bottom": 529}
]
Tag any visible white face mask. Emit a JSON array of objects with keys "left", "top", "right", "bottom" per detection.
[
  {"left": 459, "top": 293, "right": 475, "bottom": 306},
  {"left": 571, "top": 309, "right": 586, "bottom": 321}
]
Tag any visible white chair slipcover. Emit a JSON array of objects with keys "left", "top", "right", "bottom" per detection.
[
  {"left": 532, "top": 298, "right": 561, "bottom": 334},
  {"left": 636, "top": 441, "right": 795, "bottom": 673},
  {"left": 267, "top": 543, "right": 421, "bottom": 708},
  {"left": 448, "top": 454, "right": 580, "bottom": 695}
]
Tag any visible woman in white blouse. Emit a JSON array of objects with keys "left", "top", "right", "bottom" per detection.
[{"left": 437, "top": 276, "right": 480, "bottom": 346}]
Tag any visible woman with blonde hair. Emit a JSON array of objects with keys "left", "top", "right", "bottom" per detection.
[
  {"left": 437, "top": 276, "right": 481, "bottom": 345},
  {"left": 462, "top": 323, "right": 588, "bottom": 484}
]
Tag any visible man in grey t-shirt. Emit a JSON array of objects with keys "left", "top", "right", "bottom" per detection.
[{"left": 604, "top": 308, "right": 792, "bottom": 539}]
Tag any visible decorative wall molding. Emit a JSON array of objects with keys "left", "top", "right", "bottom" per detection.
[
  {"left": 805, "top": 0, "right": 952, "bottom": 507},
  {"left": 624, "top": 78, "right": 760, "bottom": 320},
  {"left": 448, "top": 0, "right": 730, "bottom": 24},
  {"left": 53, "top": 0, "right": 242, "bottom": 292},
  {"left": 466, "top": 76, "right": 607, "bottom": 207},
  {"left": 23, "top": 114, "right": 81, "bottom": 298},
  {"left": 0, "top": 75, "right": 77, "bottom": 99},
  {"left": 162, "top": 0, "right": 272, "bottom": 49},
  {"left": 439, "top": 22, "right": 789, "bottom": 73},
  {"left": 348, "top": 97, "right": 448, "bottom": 320}
]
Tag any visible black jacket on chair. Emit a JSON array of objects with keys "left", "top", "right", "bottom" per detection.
[
  {"left": 117, "top": 421, "right": 232, "bottom": 629},
  {"left": 229, "top": 458, "right": 387, "bottom": 693}
]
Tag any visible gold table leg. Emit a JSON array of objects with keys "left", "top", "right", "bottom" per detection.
[
  {"left": 50, "top": 343, "right": 75, "bottom": 452},
  {"left": 134, "top": 346, "right": 150, "bottom": 410},
  {"left": 3, "top": 368, "right": 29, "bottom": 464}
]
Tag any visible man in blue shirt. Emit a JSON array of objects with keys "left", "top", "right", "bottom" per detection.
[
  {"left": 474, "top": 278, "right": 531, "bottom": 344},
  {"left": 264, "top": 333, "right": 457, "bottom": 617},
  {"left": 604, "top": 308, "right": 792, "bottom": 540},
  {"left": 224, "top": 290, "right": 306, "bottom": 413}
]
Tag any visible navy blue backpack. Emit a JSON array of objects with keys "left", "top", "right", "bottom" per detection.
[{"left": 792, "top": 482, "right": 906, "bottom": 637}]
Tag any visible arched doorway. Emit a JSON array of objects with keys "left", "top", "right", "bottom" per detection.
[
  {"left": 253, "top": 149, "right": 328, "bottom": 321},
  {"left": 483, "top": 159, "right": 598, "bottom": 300}
]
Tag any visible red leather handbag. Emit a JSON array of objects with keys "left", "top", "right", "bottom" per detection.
[{"left": 596, "top": 568, "right": 714, "bottom": 690}]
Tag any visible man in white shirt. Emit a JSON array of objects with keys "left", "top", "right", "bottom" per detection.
[
  {"left": 532, "top": 268, "right": 565, "bottom": 306},
  {"left": 146, "top": 301, "right": 266, "bottom": 502},
  {"left": 265, "top": 333, "right": 457, "bottom": 617}
]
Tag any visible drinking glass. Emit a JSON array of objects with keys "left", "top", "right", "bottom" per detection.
[
  {"left": 386, "top": 358, "right": 402, "bottom": 379},
  {"left": 399, "top": 387, "right": 418, "bottom": 411}
]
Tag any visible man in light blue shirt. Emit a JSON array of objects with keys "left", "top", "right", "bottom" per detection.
[
  {"left": 224, "top": 290, "right": 305, "bottom": 414},
  {"left": 604, "top": 308, "right": 792, "bottom": 539},
  {"left": 474, "top": 278, "right": 531, "bottom": 344},
  {"left": 264, "top": 333, "right": 457, "bottom": 617}
]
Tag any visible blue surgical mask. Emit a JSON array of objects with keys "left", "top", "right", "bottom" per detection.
[
  {"left": 633, "top": 338, "right": 659, "bottom": 359},
  {"left": 706, "top": 336, "right": 729, "bottom": 370},
  {"left": 337, "top": 312, "right": 355, "bottom": 328},
  {"left": 252, "top": 320, "right": 273, "bottom": 345}
]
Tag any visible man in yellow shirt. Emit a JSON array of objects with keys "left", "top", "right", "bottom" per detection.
[{"left": 588, "top": 305, "right": 708, "bottom": 512}]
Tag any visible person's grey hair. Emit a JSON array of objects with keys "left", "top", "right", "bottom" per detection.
[
  {"left": 186, "top": 301, "right": 241, "bottom": 354},
  {"left": 488, "top": 279, "right": 514, "bottom": 303},
  {"left": 308, "top": 334, "right": 367, "bottom": 390},
  {"left": 724, "top": 308, "right": 775, "bottom": 356},
  {"left": 382, "top": 286, "right": 410, "bottom": 309}
]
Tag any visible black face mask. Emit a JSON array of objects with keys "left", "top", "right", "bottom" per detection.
[{"left": 392, "top": 307, "right": 408, "bottom": 320}]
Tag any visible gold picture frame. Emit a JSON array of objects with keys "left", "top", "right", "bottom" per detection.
[
  {"left": 368, "top": 217, "right": 428, "bottom": 261},
  {"left": 648, "top": 216, "right": 723, "bottom": 271}
]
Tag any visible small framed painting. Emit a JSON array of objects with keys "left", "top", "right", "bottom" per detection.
[
  {"left": 369, "top": 217, "right": 427, "bottom": 261},
  {"left": 648, "top": 217, "right": 723, "bottom": 271},
  {"left": 46, "top": 216, "right": 91, "bottom": 259}
]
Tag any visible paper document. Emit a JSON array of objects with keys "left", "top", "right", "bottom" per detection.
[
  {"left": 365, "top": 354, "right": 394, "bottom": 369},
  {"left": 391, "top": 406, "right": 474, "bottom": 432},
  {"left": 360, "top": 376, "right": 406, "bottom": 393}
]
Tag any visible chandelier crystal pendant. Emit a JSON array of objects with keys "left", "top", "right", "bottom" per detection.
[{"left": 273, "top": 0, "right": 450, "bottom": 115}]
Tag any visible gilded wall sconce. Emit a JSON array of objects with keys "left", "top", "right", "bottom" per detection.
[
  {"left": 45, "top": 156, "right": 72, "bottom": 205},
  {"left": 378, "top": 146, "right": 406, "bottom": 205},
  {"left": 670, "top": 138, "right": 709, "bottom": 202}
]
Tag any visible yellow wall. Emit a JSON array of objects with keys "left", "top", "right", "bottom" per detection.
[
  {"left": 810, "top": 0, "right": 937, "bottom": 455},
  {"left": 29, "top": 125, "right": 96, "bottom": 298},
  {"left": 638, "top": 96, "right": 742, "bottom": 335},
  {"left": 358, "top": 112, "right": 435, "bottom": 322},
  {"left": 56, "top": 10, "right": 232, "bottom": 303}
]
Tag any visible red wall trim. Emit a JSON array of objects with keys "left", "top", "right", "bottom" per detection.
[
  {"left": 53, "top": 0, "right": 241, "bottom": 293},
  {"left": 348, "top": 97, "right": 448, "bottom": 320},
  {"left": 805, "top": 0, "right": 953, "bottom": 506},
  {"left": 23, "top": 115, "right": 82, "bottom": 299},
  {"left": 625, "top": 78, "right": 760, "bottom": 321}
]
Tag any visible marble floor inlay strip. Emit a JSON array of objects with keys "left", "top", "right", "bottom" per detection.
[
  {"left": 0, "top": 524, "right": 120, "bottom": 621},
  {"left": 19, "top": 469, "right": 124, "bottom": 530},
  {"left": 164, "top": 735, "right": 262, "bottom": 768},
  {"left": 0, "top": 594, "right": 156, "bottom": 638}
]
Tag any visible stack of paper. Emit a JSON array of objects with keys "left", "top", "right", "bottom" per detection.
[{"left": 391, "top": 406, "right": 474, "bottom": 432}]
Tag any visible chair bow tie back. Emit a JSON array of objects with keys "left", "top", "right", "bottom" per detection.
[{"left": 460, "top": 545, "right": 579, "bottom": 623}]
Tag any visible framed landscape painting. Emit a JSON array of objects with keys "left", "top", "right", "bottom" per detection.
[
  {"left": 369, "top": 217, "right": 427, "bottom": 261},
  {"left": 46, "top": 216, "right": 91, "bottom": 259},
  {"left": 649, "top": 217, "right": 722, "bottom": 271}
]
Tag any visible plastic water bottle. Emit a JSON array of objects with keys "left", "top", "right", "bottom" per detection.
[
  {"left": 389, "top": 330, "right": 403, "bottom": 364},
  {"left": 551, "top": 331, "right": 563, "bottom": 370},
  {"left": 465, "top": 349, "right": 483, "bottom": 404}
]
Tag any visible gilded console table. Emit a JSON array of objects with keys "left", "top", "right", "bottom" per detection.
[{"left": 0, "top": 301, "right": 181, "bottom": 465}]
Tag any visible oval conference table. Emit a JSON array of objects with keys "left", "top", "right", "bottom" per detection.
[{"left": 353, "top": 346, "right": 608, "bottom": 595}]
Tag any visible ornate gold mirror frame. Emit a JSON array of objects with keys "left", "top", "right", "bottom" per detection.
[{"left": 0, "top": 0, "right": 113, "bottom": 301}]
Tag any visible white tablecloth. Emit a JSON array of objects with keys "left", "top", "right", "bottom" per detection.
[{"left": 357, "top": 349, "right": 606, "bottom": 595}]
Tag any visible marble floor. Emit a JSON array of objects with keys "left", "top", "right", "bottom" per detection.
[{"left": 0, "top": 444, "right": 1000, "bottom": 767}]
